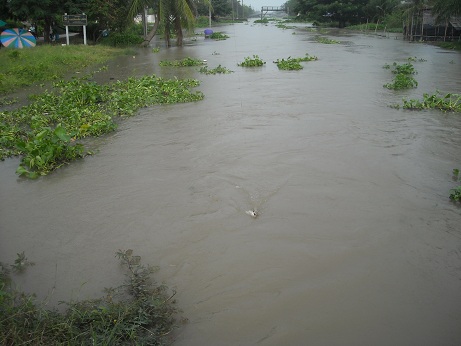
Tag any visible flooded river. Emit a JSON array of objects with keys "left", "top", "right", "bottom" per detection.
[{"left": 1, "top": 21, "right": 461, "bottom": 345}]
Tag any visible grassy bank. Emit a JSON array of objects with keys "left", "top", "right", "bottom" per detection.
[
  {"left": 0, "top": 45, "right": 127, "bottom": 95},
  {"left": 1, "top": 250, "right": 179, "bottom": 345}
]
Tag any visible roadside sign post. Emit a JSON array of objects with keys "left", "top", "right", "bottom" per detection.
[{"left": 62, "top": 13, "right": 87, "bottom": 45}]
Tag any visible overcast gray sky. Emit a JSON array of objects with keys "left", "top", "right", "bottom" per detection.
[{"left": 244, "top": 0, "right": 285, "bottom": 11}]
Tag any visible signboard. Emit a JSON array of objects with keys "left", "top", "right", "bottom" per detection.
[{"left": 62, "top": 14, "right": 87, "bottom": 26}]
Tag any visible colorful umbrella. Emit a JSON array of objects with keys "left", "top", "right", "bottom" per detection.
[{"left": 0, "top": 28, "right": 36, "bottom": 48}]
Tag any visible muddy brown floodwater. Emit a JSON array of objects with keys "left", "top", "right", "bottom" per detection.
[{"left": 1, "top": 21, "right": 461, "bottom": 345}]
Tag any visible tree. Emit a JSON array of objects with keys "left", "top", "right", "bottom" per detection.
[
  {"left": 294, "top": 0, "right": 369, "bottom": 27},
  {"left": 129, "top": 0, "right": 209, "bottom": 47},
  {"left": 6, "top": 0, "right": 60, "bottom": 42}
]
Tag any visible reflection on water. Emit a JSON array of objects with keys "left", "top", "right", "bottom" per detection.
[{"left": 1, "top": 22, "right": 461, "bottom": 345}]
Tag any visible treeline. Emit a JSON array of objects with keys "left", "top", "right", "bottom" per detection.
[
  {"left": 0, "top": 0, "right": 256, "bottom": 47},
  {"left": 283, "top": 0, "right": 461, "bottom": 29}
]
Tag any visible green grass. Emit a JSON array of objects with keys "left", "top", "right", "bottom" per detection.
[
  {"left": 0, "top": 250, "right": 179, "bottom": 345},
  {"left": 0, "top": 45, "right": 125, "bottom": 95}
]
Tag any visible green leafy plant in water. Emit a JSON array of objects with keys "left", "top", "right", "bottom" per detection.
[
  {"left": 238, "top": 55, "right": 266, "bottom": 67},
  {"left": 0, "top": 249, "right": 179, "bottom": 345},
  {"left": 152, "top": 47, "right": 160, "bottom": 53},
  {"left": 273, "top": 54, "right": 318, "bottom": 70},
  {"left": 401, "top": 91, "right": 461, "bottom": 112},
  {"left": 210, "top": 32, "right": 229, "bottom": 40},
  {"left": 384, "top": 73, "right": 418, "bottom": 90},
  {"left": 450, "top": 168, "right": 461, "bottom": 202},
  {"left": 0, "top": 74, "right": 204, "bottom": 177},
  {"left": 254, "top": 18, "right": 269, "bottom": 24},
  {"left": 384, "top": 62, "right": 418, "bottom": 90},
  {"left": 199, "top": 65, "right": 234, "bottom": 75},
  {"left": 315, "top": 36, "right": 340, "bottom": 44},
  {"left": 15, "top": 124, "right": 85, "bottom": 179},
  {"left": 159, "top": 57, "right": 205, "bottom": 67}
]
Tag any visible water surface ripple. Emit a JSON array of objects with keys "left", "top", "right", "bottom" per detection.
[{"left": 1, "top": 21, "right": 461, "bottom": 345}]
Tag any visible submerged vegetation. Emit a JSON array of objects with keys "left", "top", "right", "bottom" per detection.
[
  {"left": 0, "top": 250, "right": 179, "bottom": 345},
  {"left": 159, "top": 57, "right": 206, "bottom": 67},
  {"left": 451, "top": 169, "right": 461, "bottom": 202},
  {"left": 0, "top": 73, "right": 204, "bottom": 178},
  {"left": 273, "top": 54, "right": 318, "bottom": 70},
  {"left": 238, "top": 55, "right": 266, "bottom": 67}
]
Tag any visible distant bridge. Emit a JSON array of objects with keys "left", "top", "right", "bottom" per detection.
[{"left": 260, "top": 6, "right": 288, "bottom": 20}]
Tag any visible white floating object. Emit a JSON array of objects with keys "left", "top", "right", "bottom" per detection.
[
  {"left": 246, "top": 210, "right": 258, "bottom": 218},
  {"left": 203, "top": 59, "right": 207, "bottom": 62}
]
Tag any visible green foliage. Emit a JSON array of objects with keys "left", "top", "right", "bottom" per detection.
[
  {"left": 159, "top": 57, "right": 206, "bottom": 67},
  {"left": 383, "top": 62, "right": 418, "bottom": 90},
  {"left": 273, "top": 54, "right": 318, "bottom": 70},
  {"left": 400, "top": 91, "right": 461, "bottom": 112},
  {"left": 210, "top": 32, "right": 229, "bottom": 40},
  {"left": 315, "top": 36, "right": 340, "bottom": 44},
  {"left": 0, "top": 250, "right": 178, "bottom": 345},
  {"left": 153, "top": 47, "right": 161, "bottom": 53},
  {"left": 450, "top": 168, "right": 461, "bottom": 202},
  {"left": 238, "top": 55, "right": 266, "bottom": 67},
  {"left": 101, "top": 32, "right": 144, "bottom": 47},
  {"left": 199, "top": 65, "right": 234, "bottom": 75},
  {"left": 0, "top": 74, "right": 204, "bottom": 177},
  {"left": 15, "top": 125, "right": 85, "bottom": 179}
]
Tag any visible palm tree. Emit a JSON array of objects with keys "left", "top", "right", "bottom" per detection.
[{"left": 128, "top": 0, "right": 209, "bottom": 47}]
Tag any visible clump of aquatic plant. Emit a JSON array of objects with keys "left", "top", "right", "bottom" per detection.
[
  {"left": 238, "top": 55, "right": 266, "bottom": 67},
  {"left": 199, "top": 65, "right": 234, "bottom": 75},
  {"left": 159, "top": 57, "right": 205, "bottom": 67},
  {"left": 254, "top": 18, "right": 269, "bottom": 24},
  {"left": 391, "top": 62, "right": 417, "bottom": 75},
  {"left": 0, "top": 249, "right": 179, "bottom": 345},
  {"left": 315, "top": 36, "right": 340, "bottom": 44},
  {"left": 152, "top": 47, "right": 160, "bottom": 53},
  {"left": 0, "top": 74, "right": 204, "bottom": 177},
  {"left": 276, "top": 23, "right": 296, "bottom": 29},
  {"left": 15, "top": 125, "right": 86, "bottom": 179},
  {"left": 400, "top": 91, "right": 461, "bottom": 112},
  {"left": 384, "top": 73, "right": 418, "bottom": 90},
  {"left": 273, "top": 54, "right": 318, "bottom": 70},
  {"left": 450, "top": 168, "right": 461, "bottom": 202},
  {"left": 210, "top": 32, "right": 229, "bottom": 40},
  {"left": 383, "top": 62, "right": 418, "bottom": 90}
]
